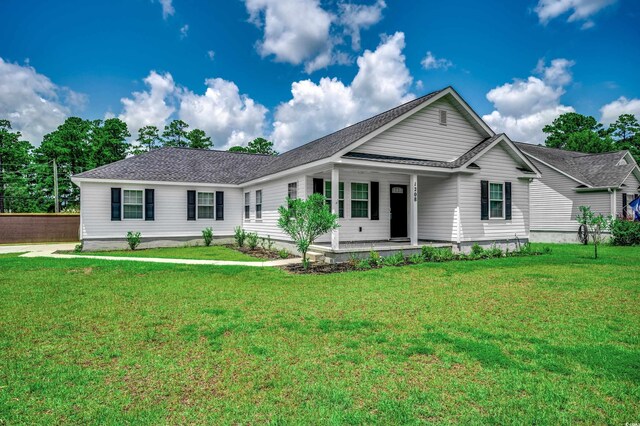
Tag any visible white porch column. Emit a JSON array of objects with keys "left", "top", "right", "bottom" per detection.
[
  {"left": 331, "top": 167, "right": 340, "bottom": 250},
  {"left": 410, "top": 174, "right": 418, "bottom": 246}
]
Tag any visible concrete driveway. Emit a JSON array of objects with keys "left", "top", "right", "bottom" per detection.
[{"left": 0, "top": 242, "right": 78, "bottom": 254}]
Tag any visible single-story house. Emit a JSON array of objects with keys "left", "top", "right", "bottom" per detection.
[
  {"left": 72, "top": 87, "right": 542, "bottom": 261},
  {"left": 516, "top": 142, "right": 640, "bottom": 243}
]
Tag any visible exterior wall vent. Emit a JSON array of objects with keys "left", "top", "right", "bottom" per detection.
[{"left": 439, "top": 110, "right": 447, "bottom": 125}]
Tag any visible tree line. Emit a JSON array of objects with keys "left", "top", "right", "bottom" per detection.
[{"left": 0, "top": 117, "right": 277, "bottom": 213}]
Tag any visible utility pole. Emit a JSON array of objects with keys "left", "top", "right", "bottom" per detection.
[{"left": 53, "top": 158, "right": 59, "bottom": 213}]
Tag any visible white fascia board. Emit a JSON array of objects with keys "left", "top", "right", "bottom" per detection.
[
  {"left": 574, "top": 186, "right": 615, "bottom": 192},
  {"left": 336, "top": 157, "right": 455, "bottom": 174},
  {"left": 71, "top": 177, "right": 240, "bottom": 188}
]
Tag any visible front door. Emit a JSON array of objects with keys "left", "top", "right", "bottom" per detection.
[{"left": 390, "top": 185, "right": 408, "bottom": 238}]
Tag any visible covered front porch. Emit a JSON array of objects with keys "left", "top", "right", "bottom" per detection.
[{"left": 304, "top": 161, "right": 462, "bottom": 255}]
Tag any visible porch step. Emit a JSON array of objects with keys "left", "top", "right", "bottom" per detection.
[{"left": 306, "top": 251, "right": 325, "bottom": 263}]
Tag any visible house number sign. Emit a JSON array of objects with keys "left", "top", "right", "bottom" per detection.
[{"left": 413, "top": 181, "right": 417, "bottom": 202}]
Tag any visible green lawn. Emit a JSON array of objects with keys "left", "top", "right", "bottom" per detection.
[
  {"left": 76, "top": 244, "right": 262, "bottom": 261},
  {"left": 1, "top": 244, "right": 638, "bottom": 424}
]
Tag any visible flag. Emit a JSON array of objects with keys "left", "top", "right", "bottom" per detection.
[{"left": 630, "top": 197, "right": 640, "bottom": 221}]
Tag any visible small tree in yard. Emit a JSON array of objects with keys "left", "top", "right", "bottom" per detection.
[
  {"left": 277, "top": 193, "right": 339, "bottom": 269},
  {"left": 576, "top": 206, "right": 610, "bottom": 259}
]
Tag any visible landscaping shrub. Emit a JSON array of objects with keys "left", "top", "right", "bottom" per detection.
[
  {"left": 356, "top": 259, "right": 372, "bottom": 270},
  {"left": 260, "top": 235, "right": 275, "bottom": 251},
  {"left": 234, "top": 226, "right": 246, "bottom": 247},
  {"left": 278, "top": 249, "right": 290, "bottom": 259},
  {"left": 74, "top": 243, "right": 83, "bottom": 253},
  {"left": 610, "top": 218, "right": 640, "bottom": 246},
  {"left": 368, "top": 250, "right": 382, "bottom": 267},
  {"left": 485, "top": 244, "right": 504, "bottom": 258},
  {"left": 202, "top": 227, "right": 214, "bottom": 247},
  {"left": 408, "top": 253, "right": 424, "bottom": 264},
  {"left": 246, "top": 232, "right": 259, "bottom": 250},
  {"left": 383, "top": 251, "right": 406, "bottom": 266},
  {"left": 126, "top": 231, "right": 141, "bottom": 250}
]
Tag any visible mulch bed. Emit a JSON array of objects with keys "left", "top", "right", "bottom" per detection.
[
  {"left": 227, "top": 245, "right": 297, "bottom": 260},
  {"left": 282, "top": 262, "right": 383, "bottom": 274}
]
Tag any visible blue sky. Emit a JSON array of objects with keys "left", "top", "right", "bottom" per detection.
[{"left": 0, "top": 0, "right": 639, "bottom": 150}]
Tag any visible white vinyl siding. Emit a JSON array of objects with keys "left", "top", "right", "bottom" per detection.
[
  {"left": 197, "top": 192, "right": 214, "bottom": 219},
  {"left": 351, "top": 97, "right": 486, "bottom": 162},
  {"left": 529, "top": 159, "right": 613, "bottom": 232},
  {"left": 241, "top": 175, "right": 307, "bottom": 241},
  {"left": 417, "top": 175, "right": 458, "bottom": 242},
  {"left": 79, "top": 182, "right": 241, "bottom": 239},
  {"left": 123, "top": 190, "right": 143, "bottom": 219},
  {"left": 458, "top": 143, "right": 529, "bottom": 241}
]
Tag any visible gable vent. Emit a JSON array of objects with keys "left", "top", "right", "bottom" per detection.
[{"left": 439, "top": 110, "right": 447, "bottom": 125}]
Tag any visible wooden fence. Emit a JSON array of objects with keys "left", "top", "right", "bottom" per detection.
[{"left": 0, "top": 214, "right": 80, "bottom": 244}]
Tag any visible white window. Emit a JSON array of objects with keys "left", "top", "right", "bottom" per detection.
[
  {"left": 325, "top": 181, "right": 344, "bottom": 218},
  {"left": 351, "top": 182, "right": 369, "bottom": 218},
  {"left": 197, "top": 192, "right": 214, "bottom": 219},
  {"left": 489, "top": 183, "right": 504, "bottom": 219},
  {"left": 288, "top": 182, "right": 297, "bottom": 199},
  {"left": 123, "top": 190, "right": 143, "bottom": 219},
  {"left": 256, "top": 190, "right": 262, "bottom": 219},
  {"left": 244, "top": 192, "right": 250, "bottom": 219}
]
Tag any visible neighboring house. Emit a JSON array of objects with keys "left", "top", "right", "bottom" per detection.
[
  {"left": 516, "top": 142, "right": 640, "bottom": 243},
  {"left": 72, "top": 87, "right": 541, "bottom": 260}
]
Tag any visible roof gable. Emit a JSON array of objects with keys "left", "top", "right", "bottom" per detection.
[{"left": 516, "top": 142, "right": 638, "bottom": 188}]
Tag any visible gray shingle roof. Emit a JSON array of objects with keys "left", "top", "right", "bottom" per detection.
[
  {"left": 74, "top": 147, "right": 277, "bottom": 185},
  {"left": 515, "top": 142, "right": 635, "bottom": 188}
]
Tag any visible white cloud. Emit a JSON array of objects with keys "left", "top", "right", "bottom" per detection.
[
  {"left": 338, "top": 0, "right": 386, "bottom": 50},
  {"left": 118, "top": 71, "right": 176, "bottom": 138},
  {"left": 207, "top": 50, "right": 215, "bottom": 61},
  {"left": 534, "top": 0, "right": 616, "bottom": 27},
  {"left": 421, "top": 51, "right": 453, "bottom": 70},
  {"left": 272, "top": 32, "right": 413, "bottom": 151},
  {"left": 159, "top": 0, "right": 174, "bottom": 19},
  {"left": 180, "top": 24, "right": 189, "bottom": 39},
  {"left": 483, "top": 58, "right": 576, "bottom": 144},
  {"left": 178, "top": 78, "right": 268, "bottom": 150},
  {"left": 244, "top": 0, "right": 333, "bottom": 72},
  {"left": 535, "top": 58, "right": 575, "bottom": 86},
  {"left": 244, "top": 0, "right": 390, "bottom": 73},
  {"left": 600, "top": 97, "right": 640, "bottom": 125},
  {"left": 0, "top": 57, "right": 86, "bottom": 144}
]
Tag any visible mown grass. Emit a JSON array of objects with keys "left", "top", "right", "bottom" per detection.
[
  {"left": 0, "top": 244, "right": 638, "bottom": 424},
  {"left": 76, "top": 244, "right": 262, "bottom": 261}
]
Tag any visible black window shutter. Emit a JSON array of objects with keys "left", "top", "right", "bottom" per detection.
[
  {"left": 480, "top": 180, "right": 489, "bottom": 220},
  {"left": 313, "top": 178, "right": 324, "bottom": 194},
  {"left": 187, "top": 190, "right": 196, "bottom": 221},
  {"left": 111, "top": 188, "right": 121, "bottom": 221},
  {"left": 505, "top": 182, "right": 512, "bottom": 220},
  {"left": 622, "top": 192, "right": 628, "bottom": 219},
  {"left": 216, "top": 191, "right": 224, "bottom": 220},
  {"left": 145, "top": 189, "right": 155, "bottom": 221},
  {"left": 371, "top": 181, "right": 379, "bottom": 220}
]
